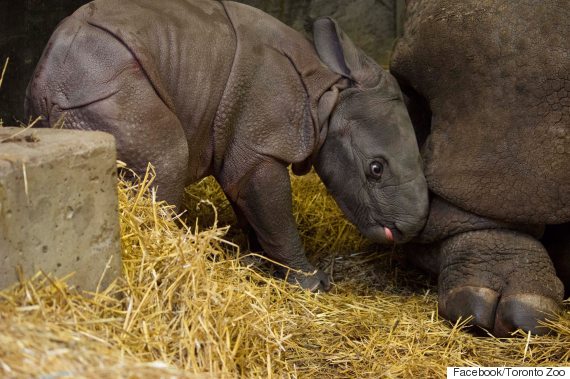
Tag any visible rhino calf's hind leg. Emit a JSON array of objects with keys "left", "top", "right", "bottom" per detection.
[
  {"left": 27, "top": 20, "right": 191, "bottom": 208},
  {"left": 439, "top": 230, "right": 564, "bottom": 337},
  {"left": 61, "top": 69, "right": 190, "bottom": 208}
]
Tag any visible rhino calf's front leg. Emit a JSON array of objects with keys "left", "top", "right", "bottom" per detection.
[{"left": 224, "top": 159, "right": 330, "bottom": 292}]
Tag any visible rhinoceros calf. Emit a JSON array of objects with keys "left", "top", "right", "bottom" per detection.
[
  {"left": 26, "top": 0, "right": 428, "bottom": 291},
  {"left": 391, "top": 0, "right": 570, "bottom": 335}
]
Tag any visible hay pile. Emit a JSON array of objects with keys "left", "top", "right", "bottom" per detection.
[{"left": 1, "top": 168, "right": 569, "bottom": 378}]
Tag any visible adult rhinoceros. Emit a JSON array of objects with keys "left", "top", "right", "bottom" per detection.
[{"left": 391, "top": 0, "right": 570, "bottom": 336}]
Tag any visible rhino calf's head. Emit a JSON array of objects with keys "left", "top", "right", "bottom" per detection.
[{"left": 312, "top": 18, "right": 428, "bottom": 243}]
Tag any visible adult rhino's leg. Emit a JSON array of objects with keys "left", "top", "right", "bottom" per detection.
[
  {"left": 226, "top": 160, "right": 330, "bottom": 292},
  {"left": 542, "top": 223, "right": 570, "bottom": 299},
  {"left": 439, "top": 230, "right": 563, "bottom": 337}
]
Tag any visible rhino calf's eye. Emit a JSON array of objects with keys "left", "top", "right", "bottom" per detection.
[{"left": 369, "top": 161, "right": 384, "bottom": 178}]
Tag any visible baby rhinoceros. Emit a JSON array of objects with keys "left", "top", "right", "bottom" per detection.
[{"left": 26, "top": 0, "right": 428, "bottom": 291}]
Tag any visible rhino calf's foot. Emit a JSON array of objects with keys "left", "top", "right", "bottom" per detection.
[
  {"left": 275, "top": 267, "right": 331, "bottom": 292},
  {"left": 438, "top": 229, "right": 564, "bottom": 337}
]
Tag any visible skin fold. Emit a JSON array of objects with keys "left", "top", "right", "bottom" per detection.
[
  {"left": 26, "top": 0, "right": 428, "bottom": 291},
  {"left": 391, "top": 0, "right": 570, "bottom": 336}
]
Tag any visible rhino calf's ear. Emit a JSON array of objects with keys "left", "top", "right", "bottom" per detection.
[
  {"left": 313, "top": 17, "right": 353, "bottom": 78},
  {"left": 313, "top": 17, "right": 382, "bottom": 88}
]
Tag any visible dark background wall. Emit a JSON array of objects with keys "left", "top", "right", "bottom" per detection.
[
  {"left": 0, "top": 0, "right": 404, "bottom": 124},
  {"left": 0, "top": 0, "right": 88, "bottom": 125}
]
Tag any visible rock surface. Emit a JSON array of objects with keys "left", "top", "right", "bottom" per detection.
[
  {"left": 240, "top": 0, "right": 403, "bottom": 64},
  {"left": 0, "top": 127, "right": 120, "bottom": 291}
]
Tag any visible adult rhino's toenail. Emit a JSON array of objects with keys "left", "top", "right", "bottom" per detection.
[
  {"left": 440, "top": 286, "right": 499, "bottom": 331},
  {"left": 494, "top": 294, "right": 561, "bottom": 337}
]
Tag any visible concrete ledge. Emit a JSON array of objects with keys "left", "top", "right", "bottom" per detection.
[{"left": 0, "top": 127, "right": 121, "bottom": 291}]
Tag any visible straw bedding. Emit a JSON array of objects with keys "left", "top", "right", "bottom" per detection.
[{"left": 0, "top": 166, "right": 569, "bottom": 378}]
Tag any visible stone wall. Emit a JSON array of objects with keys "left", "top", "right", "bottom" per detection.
[
  {"left": 240, "top": 0, "right": 405, "bottom": 64},
  {"left": 0, "top": 0, "right": 404, "bottom": 122}
]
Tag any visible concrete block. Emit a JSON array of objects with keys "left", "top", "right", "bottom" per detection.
[{"left": 0, "top": 127, "right": 121, "bottom": 291}]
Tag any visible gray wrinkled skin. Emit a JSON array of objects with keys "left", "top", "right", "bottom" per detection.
[
  {"left": 391, "top": 0, "right": 569, "bottom": 336},
  {"left": 26, "top": 0, "right": 428, "bottom": 292}
]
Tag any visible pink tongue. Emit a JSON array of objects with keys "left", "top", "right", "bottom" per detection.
[{"left": 384, "top": 227, "right": 394, "bottom": 242}]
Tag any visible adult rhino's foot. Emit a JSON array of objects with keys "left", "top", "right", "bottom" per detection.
[
  {"left": 277, "top": 267, "right": 331, "bottom": 292},
  {"left": 439, "top": 230, "right": 564, "bottom": 337}
]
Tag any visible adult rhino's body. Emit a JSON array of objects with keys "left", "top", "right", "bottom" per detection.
[
  {"left": 27, "top": 0, "right": 428, "bottom": 290},
  {"left": 391, "top": 0, "right": 570, "bottom": 336}
]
